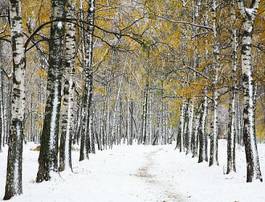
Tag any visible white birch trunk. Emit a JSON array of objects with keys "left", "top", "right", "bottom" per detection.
[
  {"left": 227, "top": 1, "right": 237, "bottom": 174},
  {"left": 179, "top": 102, "right": 185, "bottom": 152},
  {"left": 198, "top": 91, "right": 208, "bottom": 163},
  {"left": 186, "top": 101, "right": 194, "bottom": 154},
  {"left": 36, "top": 0, "right": 66, "bottom": 182},
  {"left": 4, "top": 0, "right": 25, "bottom": 199},
  {"left": 238, "top": 0, "right": 262, "bottom": 182},
  {"left": 59, "top": 0, "right": 76, "bottom": 171},
  {"left": 209, "top": 0, "right": 219, "bottom": 167}
]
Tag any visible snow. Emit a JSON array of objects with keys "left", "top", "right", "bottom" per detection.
[
  {"left": 13, "top": 123, "right": 20, "bottom": 193},
  {"left": 245, "top": 8, "right": 255, "bottom": 17},
  {"left": 1, "top": 141, "right": 265, "bottom": 201},
  {"left": 64, "top": 79, "right": 73, "bottom": 169},
  {"left": 49, "top": 81, "right": 59, "bottom": 167},
  {"left": 89, "top": 0, "right": 95, "bottom": 12},
  {"left": 57, "top": 21, "right": 63, "bottom": 30}
]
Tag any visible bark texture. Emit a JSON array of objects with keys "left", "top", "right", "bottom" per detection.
[
  {"left": 36, "top": 0, "right": 66, "bottom": 182},
  {"left": 238, "top": 0, "right": 262, "bottom": 182},
  {"left": 59, "top": 0, "right": 76, "bottom": 172},
  {"left": 4, "top": 0, "right": 25, "bottom": 199}
]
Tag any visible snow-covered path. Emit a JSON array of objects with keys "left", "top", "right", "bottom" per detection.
[
  {"left": 0, "top": 144, "right": 185, "bottom": 202},
  {"left": 134, "top": 148, "right": 184, "bottom": 202},
  {"left": 1, "top": 142, "right": 265, "bottom": 202}
]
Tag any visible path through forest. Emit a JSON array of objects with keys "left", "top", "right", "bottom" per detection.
[
  {"left": 1, "top": 142, "right": 265, "bottom": 202},
  {"left": 0, "top": 144, "right": 186, "bottom": 202},
  {"left": 134, "top": 148, "right": 184, "bottom": 202}
]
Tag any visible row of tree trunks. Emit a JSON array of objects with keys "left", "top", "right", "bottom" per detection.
[
  {"left": 176, "top": 0, "right": 263, "bottom": 184},
  {"left": 175, "top": 0, "right": 263, "bottom": 184}
]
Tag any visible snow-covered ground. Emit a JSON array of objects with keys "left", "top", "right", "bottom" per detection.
[{"left": 0, "top": 140, "right": 265, "bottom": 202}]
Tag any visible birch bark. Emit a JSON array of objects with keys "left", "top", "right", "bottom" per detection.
[
  {"left": 59, "top": 0, "right": 76, "bottom": 172},
  {"left": 237, "top": 0, "right": 262, "bottom": 182},
  {"left": 4, "top": 0, "right": 25, "bottom": 199},
  {"left": 36, "top": 0, "right": 66, "bottom": 182}
]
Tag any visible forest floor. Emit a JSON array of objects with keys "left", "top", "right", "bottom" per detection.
[{"left": 0, "top": 141, "right": 265, "bottom": 202}]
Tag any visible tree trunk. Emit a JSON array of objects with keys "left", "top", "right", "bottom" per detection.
[
  {"left": 79, "top": 94, "right": 88, "bottom": 160},
  {"left": 36, "top": 0, "right": 66, "bottom": 182},
  {"left": 129, "top": 101, "right": 134, "bottom": 145},
  {"left": 227, "top": 2, "right": 237, "bottom": 174},
  {"left": 198, "top": 93, "right": 208, "bottom": 163},
  {"left": 238, "top": 0, "right": 262, "bottom": 182},
  {"left": 177, "top": 102, "right": 185, "bottom": 152},
  {"left": 142, "top": 82, "right": 149, "bottom": 144},
  {"left": 59, "top": 0, "right": 76, "bottom": 172},
  {"left": 83, "top": 0, "right": 95, "bottom": 158},
  {"left": 209, "top": 0, "right": 219, "bottom": 167},
  {"left": 4, "top": 0, "right": 25, "bottom": 199},
  {"left": 149, "top": 92, "right": 153, "bottom": 145},
  {"left": 0, "top": 69, "right": 3, "bottom": 152},
  {"left": 186, "top": 100, "right": 194, "bottom": 154},
  {"left": 191, "top": 109, "right": 200, "bottom": 158}
]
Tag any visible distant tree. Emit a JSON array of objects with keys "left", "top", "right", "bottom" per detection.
[
  {"left": 80, "top": 0, "right": 96, "bottom": 161},
  {"left": 227, "top": 0, "right": 237, "bottom": 174}
]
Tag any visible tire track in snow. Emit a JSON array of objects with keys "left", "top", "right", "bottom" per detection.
[{"left": 134, "top": 148, "right": 185, "bottom": 202}]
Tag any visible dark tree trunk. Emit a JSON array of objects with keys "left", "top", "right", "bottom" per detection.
[
  {"left": 129, "top": 101, "right": 134, "bottom": 145},
  {"left": 142, "top": 83, "right": 149, "bottom": 144},
  {"left": 227, "top": 3, "right": 237, "bottom": 174},
  {"left": 191, "top": 111, "right": 200, "bottom": 158},
  {"left": 36, "top": 0, "right": 66, "bottom": 182},
  {"left": 198, "top": 94, "right": 208, "bottom": 163},
  {"left": 79, "top": 94, "right": 87, "bottom": 161},
  {"left": 79, "top": 0, "right": 95, "bottom": 160}
]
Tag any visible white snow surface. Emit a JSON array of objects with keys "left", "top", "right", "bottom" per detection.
[
  {"left": 49, "top": 81, "right": 59, "bottom": 165},
  {"left": 57, "top": 21, "right": 63, "bottom": 30},
  {"left": 0, "top": 141, "right": 265, "bottom": 201}
]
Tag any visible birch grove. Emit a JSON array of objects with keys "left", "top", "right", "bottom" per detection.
[{"left": 0, "top": 0, "right": 265, "bottom": 200}]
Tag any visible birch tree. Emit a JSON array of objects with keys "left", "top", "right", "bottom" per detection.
[
  {"left": 36, "top": 0, "right": 66, "bottom": 182},
  {"left": 227, "top": 0, "right": 237, "bottom": 174},
  {"left": 79, "top": 0, "right": 95, "bottom": 161},
  {"left": 209, "top": 0, "right": 219, "bottom": 167},
  {"left": 4, "top": 0, "right": 25, "bottom": 199},
  {"left": 59, "top": 0, "right": 76, "bottom": 172},
  {"left": 198, "top": 91, "right": 208, "bottom": 163},
  {"left": 177, "top": 101, "right": 185, "bottom": 152},
  {"left": 237, "top": 0, "right": 262, "bottom": 182}
]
